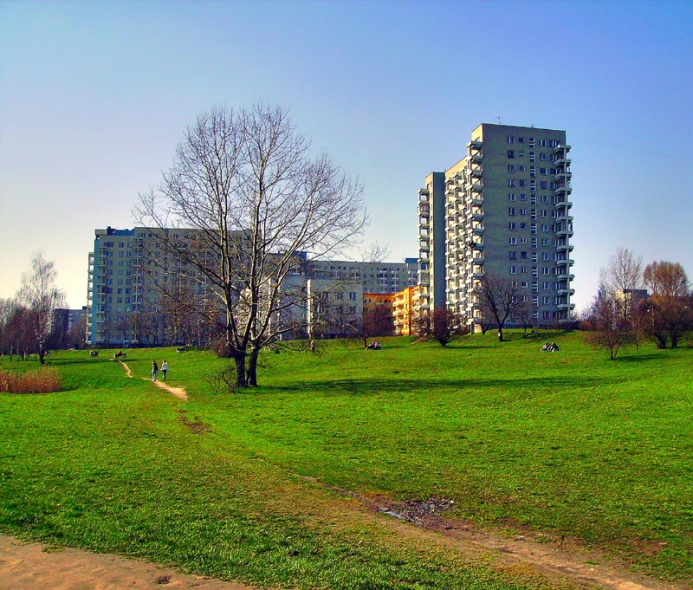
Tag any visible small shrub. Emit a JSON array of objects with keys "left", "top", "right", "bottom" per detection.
[
  {"left": 0, "top": 367, "right": 62, "bottom": 394},
  {"left": 205, "top": 366, "right": 237, "bottom": 394}
]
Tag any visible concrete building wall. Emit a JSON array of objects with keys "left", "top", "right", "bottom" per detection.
[{"left": 419, "top": 123, "right": 575, "bottom": 327}]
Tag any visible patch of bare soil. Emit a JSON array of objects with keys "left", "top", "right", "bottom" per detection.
[
  {"left": 118, "top": 361, "right": 133, "bottom": 378},
  {"left": 364, "top": 494, "right": 684, "bottom": 590},
  {"left": 179, "top": 410, "right": 210, "bottom": 434},
  {"left": 152, "top": 379, "right": 188, "bottom": 401},
  {"left": 0, "top": 536, "right": 255, "bottom": 590}
]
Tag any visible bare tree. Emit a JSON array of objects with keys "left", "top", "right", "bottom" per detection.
[
  {"left": 642, "top": 261, "right": 692, "bottom": 348},
  {"left": 600, "top": 248, "right": 645, "bottom": 347},
  {"left": 584, "top": 285, "right": 632, "bottom": 360},
  {"left": 135, "top": 104, "right": 366, "bottom": 386},
  {"left": 16, "top": 253, "right": 66, "bottom": 364},
  {"left": 514, "top": 297, "right": 535, "bottom": 337},
  {"left": 432, "top": 307, "right": 461, "bottom": 347},
  {"left": 474, "top": 273, "right": 524, "bottom": 342}
]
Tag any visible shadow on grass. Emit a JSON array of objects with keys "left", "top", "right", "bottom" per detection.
[
  {"left": 613, "top": 353, "right": 665, "bottom": 363},
  {"left": 259, "top": 374, "right": 623, "bottom": 397}
]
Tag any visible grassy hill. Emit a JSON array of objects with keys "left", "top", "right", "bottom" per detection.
[{"left": 1, "top": 331, "right": 691, "bottom": 588}]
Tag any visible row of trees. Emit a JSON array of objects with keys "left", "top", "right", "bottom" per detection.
[
  {"left": 583, "top": 249, "right": 692, "bottom": 359},
  {"left": 0, "top": 254, "right": 66, "bottom": 363}
]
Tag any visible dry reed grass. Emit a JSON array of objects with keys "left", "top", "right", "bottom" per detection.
[{"left": 0, "top": 367, "right": 61, "bottom": 394}]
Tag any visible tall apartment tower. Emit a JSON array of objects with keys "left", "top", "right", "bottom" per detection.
[{"left": 418, "top": 124, "right": 575, "bottom": 326}]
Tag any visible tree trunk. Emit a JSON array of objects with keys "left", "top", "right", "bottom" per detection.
[
  {"left": 247, "top": 348, "right": 259, "bottom": 387},
  {"left": 497, "top": 328, "right": 503, "bottom": 342},
  {"left": 234, "top": 353, "right": 247, "bottom": 388}
]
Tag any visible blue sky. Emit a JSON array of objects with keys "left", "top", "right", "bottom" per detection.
[{"left": 1, "top": 0, "right": 692, "bottom": 311}]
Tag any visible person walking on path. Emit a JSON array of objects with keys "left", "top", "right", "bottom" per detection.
[
  {"left": 161, "top": 360, "right": 168, "bottom": 381},
  {"left": 151, "top": 361, "right": 158, "bottom": 382}
]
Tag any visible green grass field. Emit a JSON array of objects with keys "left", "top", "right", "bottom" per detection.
[{"left": 1, "top": 331, "right": 691, "bottom": 588}]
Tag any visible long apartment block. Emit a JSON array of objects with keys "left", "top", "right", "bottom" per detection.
[{"left": 418, "top": 123, "right": 575, "bottom": 326}]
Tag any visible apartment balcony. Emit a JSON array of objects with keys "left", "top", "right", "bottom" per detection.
[
  {"left": 471, "top": 241, "right": 484, "bottom": 250},
  {"left": 558, "top": 288, "right": 576, "bottom": 296},
  {"left": 468, "top": 139, "right": 483, "bottom": 151},
  {"left": 471, "top": 212, "right": 484, "bottom": 222},
  {"left": 556, "top": 213, "right": 574, "bottom": 223},
  {"left": 557, "top": 244, "right": 575, "bottom": 253},
  {"left": 472, "top": 256, "right": 484, "bottom": 265},
  {"left": 555, "top": 199, "right": 574, "bottom": 209},
  {"left": 471, "top": 182, "right": 484, "bottom": 193},
  {"left": 470, "top": 153, "right": 483, "bottom": 164},
  {"left": 557, "top": 258, "right": 575, "bottom": 267},
  {"left": 557, "top": 273, "right": 575, "bottom": 281},
  {"left": 418, "top": 203, "right": 430, "bottom": 215},
  {"left": 472, "top": 226, "right": 484, "bottom": 236},
  {"left": 557, "top": 303, "right": 576, "bottom": 311},
  {"left": 556, "top": 228, "right": 574, "bottom": 238},
  {"left": 554, "top": 170, "right": 572, "bottom": 182},
  {"left": 555, "top": 183, "right": 573, "bottom": 196},
  {"left": 471, "top": 167, "right": 483, "bottom": 178}
]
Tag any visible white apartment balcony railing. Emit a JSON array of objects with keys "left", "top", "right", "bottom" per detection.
[
  {"left": 557, "top": 244, "right": 575, "bottom": 252},
  {"left": 558, "top": 288, "right": 576, "bottom": 296},
  {"left": 557, "top": 258, "right": 575, "bottom": 267},
  {"left": 555, "top": 199, "right": 574, "bottom": 209},
  {"left": 556, "top": 228, "right": 574, "bottom": 238},
  {"left": 471, "top": 182, "right": 484, "bottom": 193},
  {"left": 554, "top": 156, "right": 572, "bottom": 167},
  {"left": 554, "top": 144, "right": 571, "bottom": 155},
  {"left": 556, "top": 214, "right": 574, "bottom": 222},
  {"left": 557, "top": 273, "right": 575, "bottom": 281},
  {"left": 557, "top": 303, "right": 576, "bottom": 311},
  {"left": 471, "top": 167, "right": 483, "bottom": 178}
]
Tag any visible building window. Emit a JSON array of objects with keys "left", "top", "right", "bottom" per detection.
[
  {"left": 508, "top": 193, "right": 516, "bottom": 201},
  {"left": 529, "top": 152, "right": 535, "bottom": 162},
  {"left": 520, "top": 251, "right": 528, "bottom": 259},
  {"left": 507, "top": 150, "right": 515, "bottom": 158},
  {"left": 508, "top": 165, "right": 516, "bottom": 172},
  {"left": 349, "top": 292, "right": 357, "bottom": 300},
  {"left": 540, "top": 152, "right": 547, "bottom": 161},
  {"left": 540, "top": 167, "right": 547, "bottom": 175},
  {"left": 510, "top": 266, "right": 518, "bottom": 274},
  {"left": 519, "top": 165, "right": 526, "bottom": 172},
  {"left": 508, "top": 179, "right": 516, "bottom": 187},
  {"left": 509, "top": 222, "right": 516, "bottom": 230},
  {"left": 509, "top": 251, "right": 517, "bottom": 260},
  {"left": 519, "top": 193, "right": 526, "bottom": 200},
  {"left": 509, "top": 237, "right": 517, "bottom": 244},
  {"left": 507, "top": 136, "right": 515, "bottom": 144},
  {"left": 540, "top": 181, "right": 548, "bottom": 189},
  {"left": 519, "top": 179, "right": 526, "bottom": 187},
  {"left": 520, "top": 208, "right": 528, "bottom": 215},
  {"left": 508, "top": 208, "right": 516, "bottom": 216}
]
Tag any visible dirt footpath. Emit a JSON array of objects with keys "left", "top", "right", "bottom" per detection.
[{"left": 0, "top": 536, "right": 254, "bottom": 590}]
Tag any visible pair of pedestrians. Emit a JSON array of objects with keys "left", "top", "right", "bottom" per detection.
[{"left": 151, "top": 360, "right": 169, "bottom": 382}]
